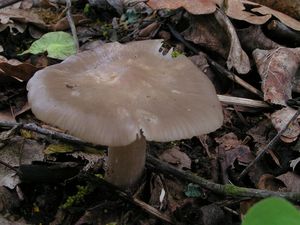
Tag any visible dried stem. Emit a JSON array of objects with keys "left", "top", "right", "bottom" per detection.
[
  {"left": 238, "top": 109, "right": 300, "bottom": 180},
  {"left": 65, "top": 0, "right": 79, "bottom": 51},
  {"left": 167, "top": 23, "right": 264, "bottom": 98},
  {"left": 1, "top": 121, "right": 300, "bottom": 201}
]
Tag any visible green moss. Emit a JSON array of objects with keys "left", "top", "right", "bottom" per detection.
[
  {"left": 61, "top": 185, "right": 91, "bottom": 209},
  {"left": 171, "top": 50, "right": 183, "bottom": 58},
  {"left": 223, "top": 184, "right": 246, "bottom": 195}
]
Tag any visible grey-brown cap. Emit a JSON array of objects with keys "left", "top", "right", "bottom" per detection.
[{"left": 27, "top": 40, "right": 223, "bottom": 146}]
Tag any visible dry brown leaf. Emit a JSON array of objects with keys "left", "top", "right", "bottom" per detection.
[
  {"left": 249, "top": 0, "right": 300, "bottom": 20},
  {"left": 215, "top": 132, "right": 242, "bottom": 150},
  {"left": 253, "top": 48, "right": 300, "bottom": 105},
  {"left": 271, "top": 107, "right": 300, "bottom": 143},
  {"left": 225, "top": 0, "right": 300, "bottom": 31},
  {"left": 159, "top": 146, "right": 191, "bottom": 170},
  {"left": 226, "top": 0, "right": 271, "bottom": 25},
  {"left": 214, "top": 9, "right": 250, "bottom": 74},
  {"left": 257, "top": 174, "right": 286, "bottom": 191},
  {"left": 0, "top": 57, "right": 40, "bottom": 82},
  {"left": 0, "top": 137, "right": 44, "bottom": 189},
  {"left": 277, "top": 171, "right": 300, "bottom": 192},
  {"left": 182, "top": 15, "right": 228, "bottom": 58},
  {"left": 237, "top": 25, "right": 281, "bottom": 52},
  {"left": 147, "top": 0, "right": 223, "bottom": 15},
  {"left": 242, "top": 0, "right": 300, "bottom": 31},
  {"left": 0, "top": 8, "right": 45, "bottom": 27},
  {"left": 224, "top": 145, "right": 254, "bottom": 169}
]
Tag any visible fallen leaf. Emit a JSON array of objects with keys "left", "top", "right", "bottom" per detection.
[
  {"left": 226, "top": 0, "right": 300, "bottom": 31},
  {"left": 159, "top": 146, "right": 191, "bottom": 170},
  {"left": 147, "top": 0, "right": 223, "bottom": 15},
  {"left": 246, "top": 0, "right": 300, "bottom": 31},
  {"left": 247, "top": 119, "right": 273, "bottom": 149},
  {"left": 249, "top": 0, "right": 300, "bottom": 20},
  {"left": 257, "top": 174, "right": 286, "bottom": 191},
  {"left": 226, "top": 0, "right": 271, "bottom": 25},
  {"left": 224, "top": 145, "right": 255, "bottom": 169},
  {"left": 271, "top": 107, "right": 300, "bottom": 143},
  {"left": 0, "top": 137, "right": 44, "bottom": 188},
  {"left": 277, "top": 171, "right": 300, "bottom": 192},
  {"left": 237, "top": 25, "right": 281, "bottom": 52},
  {"left": 182, "top": 15, "right": 228, "bottom": 59},
  {"left": 149, "top": 174, "right": 167, "bottom": 210},
  {"left": 215, "top": 132, "right": 242, "bottom": 150},
  {"left": 0, "top": 57, "right": 40, "bottom": 82},
  {"left": 0, "top": 8, "right": 45, "bottom": 28},
  {"left": 20, "top": 31, "right": 76, "bottom": 60},
  {"left": 253, "top": 48, "right": 300, "bottom": 105},
  {"left": 214, "top": 9, "right": 250, "bottom": 74}
]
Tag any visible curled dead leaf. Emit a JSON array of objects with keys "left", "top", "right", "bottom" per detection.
[
  {"left": 253, "top": 48, "right": 300, "bottom": 105},
  {"left": 147, "top": 0, "right": 223, "bottom": 15},
  {"left": 271, "top": 107, "right": 300, "bottom": 143}
]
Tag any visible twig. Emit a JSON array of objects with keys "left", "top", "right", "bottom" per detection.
[
  {"left": 0, "top": 0, "right": 21, "bottom": 9},
  {"left": 84, "top": 174, "right": 174, "bottom": 224},
  {"left": 207, "top": 58, "right": 263, "bottom": 98},
  {"left": 217, "top": 95, "right": 269, "bottom": 108},
  {"left": 237, "top": 109, "right": 300, "bottom": 180},
  {"left": 65, "top": 0, "right": 79, "bottom": 51},
  {"left": 167, "top": 23, "right": 264, "bottom": 98},
  {"left": 146, "top": 155, "right": 300, "bottom": 202},
  {"left": 0, "top": 121, "right": 98, "bottom": 148},
  {"left": 2, "top": 121, "right": 300, "bottom": 201}
]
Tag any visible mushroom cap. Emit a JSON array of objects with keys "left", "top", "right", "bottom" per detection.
[{"left": 27, "top": 40, "right": 223, "bottom": 146}]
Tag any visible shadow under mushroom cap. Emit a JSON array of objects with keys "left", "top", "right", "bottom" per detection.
[{"left": 27, "top": 40, "right": 223, "bottom": 147}]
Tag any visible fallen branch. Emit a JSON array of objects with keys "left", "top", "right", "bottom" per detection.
[
  {"left": 146, "top": 155, "right": 300, "bottom": 202},
  {"left": 237, "top": 109, "right": 300, "bottom": 180},
  {"left": 167, "top": 23, "right": 264, "bottom": 98},
  {"left": 1, "top": 121, "right": 300, "bottom": 201}
]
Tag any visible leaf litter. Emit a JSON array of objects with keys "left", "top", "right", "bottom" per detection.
[{"left": 0, "top": 0, "right": 300, "bottom": 224}]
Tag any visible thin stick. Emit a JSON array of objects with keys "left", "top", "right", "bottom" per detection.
[
  {"left": 167, "top": 23, "right": 264, "bottom": 98},
  {"left": 218, "top": 95, "right": 269, "bottom": 108},
  {"left": 0, "top": 121, "right": 97, "bottom": 148},
  {"left": 65, "top": 0, "right": 79, "bottom": 51},
  {"left": 207, "top": 58, "right": 263, "bottom": 98},
  {"left": 237, "top": 109, "right": 300, "bottom": 180},
  {"left": 147, "top": 155, "right": 300, "bottom": 201},
  {"left": 2, "top": 121, "right": 300, "bottom": 201}
]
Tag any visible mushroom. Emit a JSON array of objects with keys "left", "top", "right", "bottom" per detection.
[{"left": 27, "top": 40, "right": 223, "bottom": 188}]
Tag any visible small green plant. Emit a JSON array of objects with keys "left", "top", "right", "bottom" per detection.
[
  {"left": 184, "top": 183, "right": 203, "bottom": 198},
  {"left": 171, "top": 50, "right": 183, "bottom": 58},
  {"left": 20, "top": 31, "right": 76, "bottom": 60},
  {"left": 242, "top": 197, "right": 300, "bottom": 225},
  {"left": 62, "top": 185, "right": 91, "bottom": 209}
]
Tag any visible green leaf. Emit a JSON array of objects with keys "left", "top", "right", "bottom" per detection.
[
  {"left": 242, "top": 197, "right": 300, "bottom": 225},
  {"left": 20, "top": 31, "right": 76, "bottom": 60},
  {"left": 184, "top": 183, "right": 203, "bottom": 198}
]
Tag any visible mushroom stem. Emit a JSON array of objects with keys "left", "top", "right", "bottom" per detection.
[{"left": 106, "top": 135, "right": 146, "bottom": 188}]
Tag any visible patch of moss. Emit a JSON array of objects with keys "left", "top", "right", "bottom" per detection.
[{"left": 61, "top": 185, "right": 91, "bottom": 209}]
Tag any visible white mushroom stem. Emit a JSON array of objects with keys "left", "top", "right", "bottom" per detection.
[{"left": 106, "top": 136, "right": 146, "bottom": 188}]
